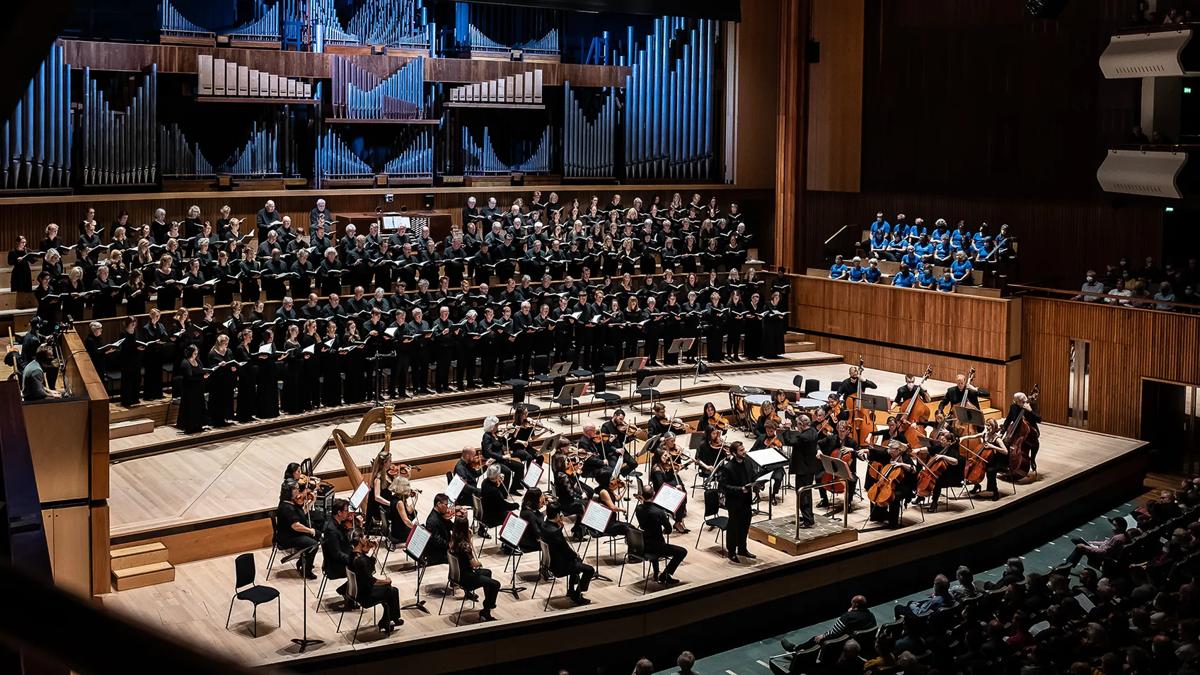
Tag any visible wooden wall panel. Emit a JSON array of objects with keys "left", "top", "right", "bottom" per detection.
[
  {"left": 772, "top": 0, "right": 810, "bottom": 272},
  {"left": 22, "top": 399, "right": 91, "bottom": 503},
  {"left": 0, "top": 185, "right": 772, "bottom": 260},
  {"left": 41, "top": 505, "right": 92, "bottom": 597},
  {"left": 802, "top": 190, "right": 1164, "bottom": 289},
  {"left": 805, "top": 0, "right": 863, "bottom": 192},
  {"left": 727, "top": 0, "right": 780, "bottom": 190},
  {"left": 1022, "top": 297, "right": 1200, "bottom": 439},
  {"left": 790, "top": 275, "right": 1016, "bottom": 362}
]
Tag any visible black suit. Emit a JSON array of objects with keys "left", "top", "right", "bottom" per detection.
[
  {"left": 423, "top": 511, "right": 452, "bottom": 565},
  {"left": 789, "top": 426, "right": 821, "bottom": 525},
  {"left": 634, "top": 503, "right": 687, "bottom": 578},
  {"left": 480, "top": 479, "right": 516, "bottom": 528},
  {"left": 718, "top": 457, "right": 755, "bottom": 555},
  {"left": 936, "top": 385, "right": 984, "bottom": 416},
  {"left": 543, "top": 520, "right": 594, "bottom": 596},
  {"left": 321, "top": 519, "right": 354, "bottom": 596}
]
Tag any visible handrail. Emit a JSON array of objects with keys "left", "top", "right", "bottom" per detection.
[{"left": 1007, "top": 283, "right": 1200, "bottom": 313}]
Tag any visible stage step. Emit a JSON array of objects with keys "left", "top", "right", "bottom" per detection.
[
  {"left": 110, "top": 418, "right": 156, "bottom": 439},
  {"left": 784, "top": 331, "right": 807, "bottom": 343},
  {"left": 110, "top": 542, "right": 169, "bottom": 571},
  {"left": 111, "top": 560, "right": 175, "bottom": 591},
  {"left": 785, "top": 341, "right": 817, "bottom": 353},
  {"left": 110, "top": 397, "right": 176, "bottom": 426}
]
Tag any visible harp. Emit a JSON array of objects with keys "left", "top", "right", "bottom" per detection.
[{"left": 310, "top": 404, "right": 394, "bottom": 488}]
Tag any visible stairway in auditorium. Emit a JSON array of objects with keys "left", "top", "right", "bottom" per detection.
[{"left": 110, "top": 542, "right": 175, "bottom": 591}]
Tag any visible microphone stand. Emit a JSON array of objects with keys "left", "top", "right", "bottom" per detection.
[{"left": 282, "top": 537, "right": 325, "bottom": 653}]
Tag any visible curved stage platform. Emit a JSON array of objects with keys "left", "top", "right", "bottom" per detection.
[{"left": 98, "top": 357, "right": 1148, "bottom": 674}]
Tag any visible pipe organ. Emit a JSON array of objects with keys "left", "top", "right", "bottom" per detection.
[
  {"left": 197, "top": 56, "right": 312, "bottom": 99},
  {"left": 224, "top": 1, "right": 282, "bottom": 45},
  {"left": 160, "top": 0, "right": 215, "bottom": 43},
  {"left": 315, "top": 128, "right": 433, "bottom": 185},
  {"left": 621, "top": 17, "right": 717, "bottom": 180},
  {"left": 159, "top": 123, "right": 215, "bottom": 178},
  {"left": 448, "top": 71, "right": 543, "bottom": 105},
  {"left": 330, "top": 56, "right": 426, "bottom": 119},
  {"left": 299, "top": 0, "right": 359, "bottom": 49},
  {"left": 0, "top": 42, "right": 71, "bottom": 191},
  {"left": 454, "top": 2, "right": 559, "bottom": 58},
  {"left": 563, "top": 83, "right": 615, "bottom": 179},
  {"left": 161, "top": 0, "right": 281, "bottom": 45},
  {"left": 347, "top": 0, "right": 433, "bottom": 51},
  {"left": 219, "top": 118, "right": 297, "bottom": 178},
  {"left": 458, "top": 125, "right": 553, "bottom": 176},
  {"left": 81, "top": 66, "right": 157, "bottom": 187}
]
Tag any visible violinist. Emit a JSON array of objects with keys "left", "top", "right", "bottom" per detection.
[
  {"left": 320, "top": 498, "right": 357, "bottom": 609},
  {"left": 755, "top": 400, "right": 778, "bottom": 436},
  {"left": 647, "top": 402, "right": 674, "bottom": 437},
  {"left": 455, "top": 446, "right": 489, "bottom": 503},
  {"left": 858, "top": 440, "right": 917, "bottom": 528},
  {"left": 550, "top": 448, "right": 588, "bottom": 540},
  {"left": 422, "top": 493, "right": 454, "bottom": 566},
  {"left": 665, "top": 431, "right": 711, "bottom": 475},
  {"left": 836, "top": 365, "right": 877, "bottom": 398},
  {"left": 751, "top": 420, "right": 790, "bottom": 506},
  {"left": 649, "top": 446, "right": 690, "bottom": 533},
  {"left": 481, "top": 416, "right": 523, "bottom": 495},
  {"left": 448, "top": 515, "right": 501, "bottom": 622},
  {"left": 369, "top": 451, "right": 395, "bottom": 527},
  {"left": 822, "top": 393, "right": 845, "bottom": 423},
  {"left": 960, "top": 419, "right": 1008, "bottom": 501},
  {"left": 697, "top": 401, "right": 729, "bottom": 434},
  {"left": 276, "top": 479, "right": 319, "bottom": 579},
  {"left": 894, "top": 374, "right": 931, "bottom": 408},
  {"left": 696, "top": 426, "right": 726, "bottom": 476},
  {"left": 634, "top": 485, "right": 687, "bottom": 585},
  {"left": 592, "top": 477, "right": 629, "bottom": 539},
  {"left": 772, "top": 389, "right": 796, "bottom": 423},
  {"left": 577, "top": 424, "right": 610, "bottom": 480},
  {"left": 1002, "top": 391, "right": 1041, "bottom": 473},
  {"left": 349, "top": 534, "right": 402, "bottom": 633},
  {"left": 599, "top": 409, "right": 639, "bottom": 477},
  {"left": 789, "top": 414, "right": 821, "bottom": 528},
  {"left": 716, "top": 441, "right": 756, "bottom": 562},
  {"left": 386, "top": 464, "right": 419, "bottom": 542},
  {"left": 510, "top": 488, "right": 548, "bottom": 556},
  {"left": 935, "top": 373, "right": 984, "bottom": 416},
  {"left": 479, "top": 464, "right": 517, "bottom": 539},
  {"left": 817, "top": 420, "right": 859, "bottom": 508}
]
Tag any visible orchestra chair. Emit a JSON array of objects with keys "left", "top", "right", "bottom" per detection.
[
  {"left": 505, "top": 377, "right": 540, "bottom": 416},
  {"left": 335, "top": 572, "right": 376, "bottom": 644},
  {"left": 531, "top": 540, "right": 562, "bottom": 611},
  {"left": 378, "top": 512, "right": 408, "bottom": 571},
  {"left": 550, "top": 382, "right": 586, "bottom": 432},
  {"left": 534, "top": 360, "right": 572, "bottom": 396},
  {"left": 767, "top": 643, "right": 820, "bottom": 675},
  {"left": 437, "top": 555, "right": 476, "bottom": 626},
  {"left": 695, "top": 488, "right": 729, "bottom": 550},
  {"left": 225, "top": 553, "right": 280, "bottom": 638},
  {"left": 590, "top": 371, "right": 622, "bottom": 420},
  {"left": 853, "top": 625, "right": 880, "bottom": 658},
  {"left": 313, "top": 565, "right": 343, "bottom": 614},
  {"left": 617, "top": 526, "right": 662, "bottom": 595},
  {"left": 472, "top": 493, "right": 501, "bottom": 548},
  {"left": 264, "top": 514, "right": 298, "bottom": 581}
]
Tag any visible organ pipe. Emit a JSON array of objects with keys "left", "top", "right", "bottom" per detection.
[
  {"left": 81, "top": 65, "right": 157, "bottom": 187},
  {"left": 563, "top": 82, "right": 614, "bottom": 178},
  {"left": 455, "top": 2, "right": 558, "bottom": 57},
  {"left": 331, "top": 56, "right": 425, "bottom": 120},
  {"left": 1, "top": 41, "right": 71, "bottom": 190}
]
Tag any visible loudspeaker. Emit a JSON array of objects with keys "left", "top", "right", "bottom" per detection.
[
  {"left": 1025, "top": 0, "right": 1069, "bottom": 19},
  {"left": 423, "top": 193, "right": 435, "bottom": 209}
]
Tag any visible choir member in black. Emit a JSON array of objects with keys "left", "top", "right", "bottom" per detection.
[
  {"left": 760, "top": 291, "right": 788, "bottom": 358},
  {"left": 321, "top": 499, "right": 356, "bottom": 607},
  {"left": 677, "top": 290, "right": 702, "bottom": 363},
  {"left": 277, "top": 479, "right": 319, "bottom": 578},
  {"left": 139, "top": 309, "right": 170, "bottom": 400},
  {"left": 233, "top": 329, "right": 258, "bottom": 422},
  {"left": 125, "top": 270, "right": 148, "bottom": 316},
  {"left": 543, "top": 504, "right": 594, "bottom": 605},
  {"left": 89, "top": 264, "right": 118, "bottom": 319},
  {"left": 237, "top": 247, "right": 261, "bottom": 303},
  {"left": 153, "top": 255, "right": 179, "bottom": 311},
  {"left": 280, "top": 324, "right": 308, "bottom": 414},
  {"left": 300, "top": 319, "right": 322, "bottom": 409},
  {"left": 619, "top": 296, "right": 644, "bottom": 359},
  {"left": 349, "top": 534, "right": 402, "bottom": 632},
  {"left": 703, "top": 290, "right": 726, "bottom": 362},
  {"left": 116, "top": 317, "right": 144, "bottom": 407},
  {"left": 460, "top": 309, "right": 485, "bottom": 388},
  {"left": 342, "top": 322, "right": 368, "bottom": 403},
  {"left": 176, "top": 345, "right": 209, "bottom": 433},
  {"left": 254, "top": 327, "right": 282, "bottom": 419},
  {"left": 378, "top": 308, "right": 408, "bottom": 399},
  {"left": 1002, "top": 391, "right": 1041, "bottom": 471},
  {"left": 59, "top": 267, "right": 88, "bottom": 322},
  {"left": 8, "top": 235, "right": 34, "bottom": 292},
  {"left": 550, "top": 448, "right": 587, "bottom": 539},
  {"left": 261, "top": 249, "right": 289, "bottom": 301},
  {"left": 290, "top": 248, "right": 314, "bottom": 300},
  {"left": 857, "top": 440, "right": 911, "bottom": 527},
  {"left": 649, "top": 447, "right": 690, "bottom": 533},
  {"left": 550, "top": 296, "right": 575, "bottom": 365},
  {"left": 717, "top": 441, "right": 756, "bottom": 562},
  {"left": 742, "top": 292, "right": 765, "bottom": 360},
  {"left": 579, "top": 289, "right": 606, "bottom": 371},
  {"left": 39, "top": 222, "right": 61, "bottom": 256},
  {"left": 448, "top": 514, "right": 501, "bottom": 621},
  {"left": 423, "top": 494, "right": 454, "bottom": 566},
  {"left": 206, "top": 334, "right": 237, "bottom": 427},
  {"left": 431, "top": 305, "right": 459, "bottom": 393},
  {"left": 894, "top": 373, "right": 931, "bottom": 408},
  {"left": 319, "top": 321, "right": 343, "bottom": 407},
  {"left": 212, "top": 250, "right": 236, "bottom": 306},
  {"left": 935, "top": 373, "right": 984, "bottom": 416},
  {"left": 511, "top": 301, "right": 536, "bottom": 378},
  {"left": 634, "top": 485, "right": 688, "bottom": 584},
  {"left": 178, "top": 258, "right": 206, "bottom": 308},
  {"left": 405, "top": 307, "right": 432, "bottom": 394},
  {"left": 725, "top": 289, "right": 745, "bottom": 362}
]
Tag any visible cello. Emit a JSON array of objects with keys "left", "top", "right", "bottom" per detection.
[
  {"left": 1003, "top": 385, "right": 1040, "bottom": 479},
  {"left": 817, "top": 423, "right": 855, "bottom": 496},
  {"left": 844, "top": 356, "right": 877, "bottom": 445},
  {"left": 895, "top": 365, "right": 934, "bottom": 449}
]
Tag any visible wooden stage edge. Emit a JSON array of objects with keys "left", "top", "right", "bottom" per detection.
[{"left": 99, "top": 424, "right": 1148, "bottom": 674}]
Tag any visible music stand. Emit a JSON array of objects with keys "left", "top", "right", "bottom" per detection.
[
  {"left": 578, "top": 499, "right": 616, "bottom": 582},
  {"left": 401, "top": 525, "right": 432, "bottom": 613},
  {"left": 667, "top": 338, "right": 695, "bottom": 402},
  {"left": 616, "top": 356, "right": 648, "bottom": 401},
  {"left": 498, "top": 512, "right": 530, "bottom": 597},
  {"left": 860, "top": 394, "right": 891, "bottom": 415},
  {"left": 282, "top": 539, "right": 324, "bottom": 653},
  {"left": 635, "top": 374, "right": 667, "bottom": 413},
  {"left": 536, "top": 361, "right": 574, "bottom": 401},
  {"left": 747, "top": 447, "right": 789, "bottom": 520},
  {"left": 817, "top": 454, "right": 854, "bottom": 527},
  {"left": 954, "top": 405, "right": 986, "bottom": 431}
]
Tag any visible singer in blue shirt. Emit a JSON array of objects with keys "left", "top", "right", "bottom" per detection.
[
  {"left": 937, "top": 272, "right": 956, "bottom": 293},
  {"left": 864, "top": 259, "right": 882, "bottom": 284},
  {"left": 950, "top": 252, "right": 974, "bottom": 284},
  {"left": 870, "top": 212, "right": 891, "bottom": 238},
  {"left": 829, "top": 255, "right": 849, "bottom": 280},
  {"left": 917, "top": 266, "right": 937, "bottom": 289},
  {"left": 892, "top": 265, "right": 916, "bottom": 288},
  {"left": 848, "top": 257, "right": 867, "bottom": 282}
]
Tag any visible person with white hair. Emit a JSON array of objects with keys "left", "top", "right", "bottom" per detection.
[
  {"left": 1001, "top": 391, "right": 1042, "bottom": 474},
  {"left": 480, "top": 415, "right": 522, "bottom": 494},
  {"left": 318, "top": 246, "right": 343, "bottom": 296},
  {"left": 479, "top": 462, "right": 518, "bottom": 540},
  {"left": 310, "top": 198, "right": 332, "bottom": 228},
  {"left": 255, "top": 199, "right": 278, "bottom": 242}
]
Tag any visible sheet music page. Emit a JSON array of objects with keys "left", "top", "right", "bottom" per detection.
[
  {"left": 499, "top": 513, "right": 529, "bottom": 548},
  {"left": 747, "top": 447, "right": 788, "bottom": 467},
  {"left": 446, "top": 474, "right": 467, "bottom": 503},
  {"left": 581, "top": 499, "right": 614, "bottom": 533},
  {"left": 522, "top": 462, "right": 543, "bottom": 489},
  {"left": 406, "top": 525, "right": 431, "bottom": 559},
  {"left": 652, "top": 484, "right": 686, "bottom": 514},
  {"left": 349, "top": 481, "right": 370, "bottom": 510}
]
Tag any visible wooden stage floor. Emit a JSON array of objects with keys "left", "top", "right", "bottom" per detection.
[{"left": 98, "top": 358, "right": 1148, "bottom": 672}]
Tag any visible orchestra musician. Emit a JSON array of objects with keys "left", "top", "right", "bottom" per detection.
[
  {"left": 936, "top": 373, "right": 985, "bottom": 416},
  {"left": 320, "top": 498, "right": 357, "bottom": 608},
  {"left": 858, "top": 440, "right": 918, "bottom": 528},
  {"left": 422, "top": 493, "right": 455, "bottom": 566},
  {"left": 479, "top": 464, "right": 517, "bottom": 537},
  {"left": 599, "top": 409, "right": 640, "bottom": 477},
  {"left": 649, "top": 445, "right": 691, "bottom": 533},
  {"left": 1002, "top": 391, "right": 1042, "bottom": 472},
  {"left": 550, "top": 446, "right": 588, "bottom": 540},
  {"left": 349, "top": 534, "right": 403, "bottom": 633},
  {"left": 481, "top": 416, "right": 523, "bottom": 496},
  {"left": 717, "top": 441, "right": 756, "bottom": 562},
  {"left": 543, "top": 504, "right": 595, "bottom": 605},
  {"left": 509, "top": 487, "right": 548, "bottom": 557},
  {"left": 817, "top": 419, "right": 859, "bottom": 508},
  {"left": 960, "top": 419, "right": 1009, "bottom": 501},
  {"left": 894, "top": 373, "right": 931, "bottom": 408},
  {"left": 696, "top": 426, "right": 726, "bottom": 476},
  {"left": 386, "top": 463, "right": 419, "bottom": 542},
  {"left": 836, "top": 365, "right": 877, "bottom": 398},
  {"left": 634, "top": 485, "right": 688, "bottom": 585},
  {"left": 915, "top": 429, "right": 962, "bottom": 513},
  {"left": 276, "top": 479, "right": 318, "bottom": 579},
  {"left": 696, "top": 401, "right": 729, "bottom": 435},
  {"left": 448, "top": 515, "right": 501, "bottom": 622}
]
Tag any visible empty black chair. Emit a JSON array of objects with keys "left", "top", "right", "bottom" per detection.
[
  {"left": 225, "top": 553, "right": 280, "bottom": 637},
  {"left": 805, "top": 379, "right": 820, "bottom": 395},
  {"left": 695, "top": 488, "right": 728, "bottom": 549}
]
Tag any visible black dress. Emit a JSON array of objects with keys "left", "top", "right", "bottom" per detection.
[
  {"left": 138, "top": 321, "right": 169, "bottom": 400},
  {"left": 761, "top": 299, "right": 786, "bottom": 359},
  {"left": 254, "top": 343, "right": 281, "bottom": 419},
  {"left": 176, "top": 359, "right": 208, "bottom": 433},
  {"left": 205, "top": 348, "right": 236, "bottom": 426},
  {"left": 8, "top": 249, "right": 33, "bottom": 292},
  {"left": 125, "top": 283, "right": 149, "bottom": 317},
  {"left": 281, "top": 340, "right": 306, "bottom": 414},
  {"left": 154, "top": 268, "right": 179, "bottom": 311},
  {"left": 319, "top": 336, "right": 342, "bottom": 407},
  {"left": 118, "top": 333, "right": 142, "bottom": 407},
  {"left": 233, "top": 344, "right": 257, "bottom": 422}
]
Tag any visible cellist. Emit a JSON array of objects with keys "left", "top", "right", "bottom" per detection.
[
  {"left": 817, "top": 420, "right": 858, "bottom": 508},
  {"left": 858, "top": 440, "right": 916, "bottom": 528},
  {"left": 914, "top": 429, "right": 961, "bottom": 513},
  {"left": 959, "top": 419, "right": 1008, "bottom": 501}
]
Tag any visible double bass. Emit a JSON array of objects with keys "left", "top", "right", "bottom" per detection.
[
  {"left": 844, "top": 357, "right": 877, "bottom": 445},
  {"left": 894, "top": 365, "right": 934, "bottom": 449},
  {"left": 1004, "top": 385, "right": 1040, "bottom": 478}
]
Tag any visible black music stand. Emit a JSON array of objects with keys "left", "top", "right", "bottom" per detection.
[
  {"left": 635, "top": 374, "right": 667, "bottom": 413},
  {"left": 616, "top": 356, "right": 647, "bottom": 401},
  {"left": 954, "top": 405, "right": 986, "bottom": 431},
  {"left": 667, "top": 338, "right": 695, "bottom": 402},
  {"left": 578, "top": 499, "right": 616, "bottom": 583},
  {"left": 282, "top": 540, "right": 324, "bottom": 653},
  {"left": 401, "top": 526, "right": 433, "bottom": 614},
  {"left": 498, "top": 512, "right": 530, "bottom": 598}
]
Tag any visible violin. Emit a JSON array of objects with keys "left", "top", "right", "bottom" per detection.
[
  {"left": 469, "top": 453, "right": 485, "bottom": 471},
  {"left": 706, "top": 412, "right": 730, "bottom": 432}
]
